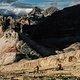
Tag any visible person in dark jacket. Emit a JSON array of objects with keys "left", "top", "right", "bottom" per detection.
[{"left": 57, "top": 64, "right": 63, "bottom": 70}]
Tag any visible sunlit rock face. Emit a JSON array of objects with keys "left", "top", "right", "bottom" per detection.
[
  {"left": 0, "top": 29, "right": 20, "bottom": 65},
  {"left": 43, "top": 6, "right": 58, "bottom": 17},
  {"left": 0, "top": 29, "right": 19, "bottom": 53},
  {"left": 0, "top": 29, "right": 19, "bottom": 65}
]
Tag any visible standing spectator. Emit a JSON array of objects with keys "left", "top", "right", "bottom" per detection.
[
  {"left": 57, "top": 64, "right": 63, "bottom": 70},
  {"left": 34, "top": 65, "right": 39, "bottom": 73}
]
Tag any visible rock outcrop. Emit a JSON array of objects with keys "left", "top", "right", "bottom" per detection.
[
  {"left": 0, "top": 29, "right": 18, "bottom": 53},
  {"left": 63, "top": 42, "right": 80, "bottom": 53},
  {"left": 43, "top": 6, "right": 58, "bottom": 17},
  {"left": 0, "top": 29, "right": 19, "bottom": 65},
  {"left": 28, "top": 7, "right": 42, "bottom": 16},
  {"left": 0, "top": 29, "right": 41, "bottom": 65}
]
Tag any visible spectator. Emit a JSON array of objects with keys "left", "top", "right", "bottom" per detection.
[
  {"left": 57, "top": 64, "right": 63, "bottom": 70},
  {"left": 34, "top": 65, "right": 39, "bottom": 73}
]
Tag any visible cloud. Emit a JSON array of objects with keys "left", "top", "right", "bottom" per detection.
[
  {"left": 0, "top": 0, "right": 18, "bottom": 3},
  {"left": 1, "top": 0, "right": 80, "bottom": 10},
  {"left": 70, "top": 1, "right": 80, "bottom": 6}
]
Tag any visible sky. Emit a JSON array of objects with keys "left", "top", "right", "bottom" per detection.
[
  {"left": 0, "top": 0, "right": 80, "bottom": 9},
  {"left": 16, "top": 0, "right": 80, "bottom": 9}
]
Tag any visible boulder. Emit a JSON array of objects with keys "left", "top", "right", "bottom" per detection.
[
  {"left": 16, "top": 40, "right": 41, "bottom": 59},
  {"left": 0, "top": 52, "right": 17, "bottom": 65}
]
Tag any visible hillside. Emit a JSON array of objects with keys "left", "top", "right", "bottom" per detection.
[{"left": 31, "top": 4, "right": 80, "bottom": 50}]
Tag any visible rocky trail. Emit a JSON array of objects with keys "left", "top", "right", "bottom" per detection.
[{"left": 0, "top": 62, "right": 80, "bottom": 80}]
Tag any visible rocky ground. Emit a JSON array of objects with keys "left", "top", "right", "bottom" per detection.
[
  {"left": 0, "top": 51, "right": 80, "bottom": 79},
  {"left": 0, "top": 28, "right": 79, "bottom": 80},
  {"left": 0, "top": 29, "right": 79, "bottom": 79},
  {"left": 0, "top": 37, "right": 80, "bottom": 79}
]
